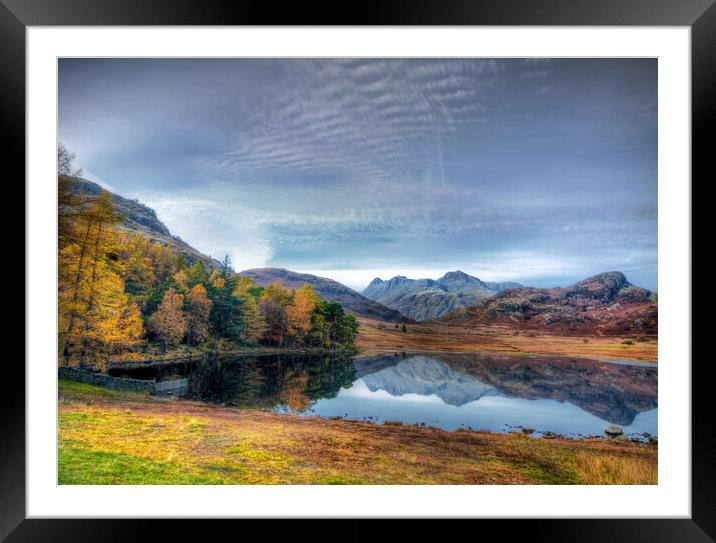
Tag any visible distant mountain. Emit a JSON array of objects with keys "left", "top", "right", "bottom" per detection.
[
  {"left": 437, "top": 271, "right": 657, "bottom": 336},
  {"left": 67, "top": 177, "right": 222, "bottom": 270},
  {"left": 362, "top": 270, "right": 523, "bottom": 321},
  {"left": 239, "top": 268, "right": 412, "bottom": 323}
]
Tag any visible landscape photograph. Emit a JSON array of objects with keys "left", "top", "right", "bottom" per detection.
[{"left": 57, "top": 58, "right": 658, "bottom": 485}]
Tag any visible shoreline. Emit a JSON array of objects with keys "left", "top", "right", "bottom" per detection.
[
  {"left": 58, "top": 379, "right": 658, "bottom": 485},
  {"left": 354, "top": 347, "right": 659, "bottom": 365},
  {"left": 103, "top": 343, "right": 657, "bottom": 371}
]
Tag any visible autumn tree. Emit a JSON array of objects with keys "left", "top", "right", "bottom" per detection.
[
  {"left": 186, "top": 284, "right": 212, "bottom": 346},
  {"left": 58, "top": 142, "right": 83, "bottom": 177},
  {"left": 173, "top": 269, "right": 189, "bottom": 293},
  {"left": 149, "top": 243, "right": 176, "bottom": 284},
  {"left": 118, "top": 234, "right": 157, "bottom": 297},
  {"left": 58, "top": 191, "right": 138, "bottom": 364},
  {"left": 147, "top": 288, "right": 187, "bottom": 352},
  {"left": 259, "top": 282, "right": 293, "bottom": 346},
  {"left": 58, "top": 176, "right": 88, "bottom": 249},
  {"left": 233, "top": 275, "right": 262, "bottom": 299},
  {"left": 286, "top": 283, "right": 319, "bottom": 346},
  {"left": 209, "top": 269, "right": 225, "bottom": 289}
]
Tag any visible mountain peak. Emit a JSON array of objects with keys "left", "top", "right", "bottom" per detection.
[
  {"left": 578, "top": 271, "right": 629, "bottom": 288},
  {"left": 570, "top": 271, "right": 640, "bottom": 303},
  {"left": 438, "top": 270, "right": 483, "bottom": 285}
]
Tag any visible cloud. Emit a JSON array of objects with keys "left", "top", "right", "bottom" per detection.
[
  {"left": 60, "top": 58, "right": 658, "bottom": 290},
  {"left": 197, "top": 59, "right": 498, "bottom": 188}
]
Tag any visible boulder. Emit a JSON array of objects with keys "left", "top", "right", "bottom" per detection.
[{"left": 604, "top": 425, "right": 624, "bottom": 437}]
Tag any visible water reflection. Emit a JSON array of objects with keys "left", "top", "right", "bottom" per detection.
[{"left": 110, "top": 351, "right": 657, "bottom": 438}]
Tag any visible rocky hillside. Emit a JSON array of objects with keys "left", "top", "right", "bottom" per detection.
[
  {"left": 67, "top": 177, "right": 222, "bottom": 270},
  {"left": 239, "top": 268, "right": 412, "bottom": 323},
  {"left": 363, "top": 270, "right": 523, "bottom": 321},
  {"left": 437, "top": 271, "right": 657, "bottom": 336}
]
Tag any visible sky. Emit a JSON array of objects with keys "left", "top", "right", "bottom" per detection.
[{"left": 58, "top": 58, "right": 657, "bottom": 291}]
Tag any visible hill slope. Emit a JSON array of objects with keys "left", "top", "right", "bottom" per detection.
[
  {"left": 239, "top": 268, "right": 412, "bottom": 323},
  {"left": 67, "top": 177, "right": 222, "bottom": 270},
  {"left": 437, "top": 271, "right": 657, "bottom": 336},
  {"left": 363, "top": 270, "right": 523, "bottom": 321}
]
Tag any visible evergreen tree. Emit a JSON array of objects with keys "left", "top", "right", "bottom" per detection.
[
  {"left": 240, "top": 296, "right": 268, "bottom": 345},
  {"left": 209, "top": 259, "right": 243, "bottom": 341},
  {"left": 186, "top": 260, "right": 208, "bottom": 288}
]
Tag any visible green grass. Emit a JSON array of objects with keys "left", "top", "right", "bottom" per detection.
[
  {"left": 59, "top": 379, "right": 149, "bottom": 402},
  {"left": 58, "top": 445, "right": 226, "bottom": 485}
]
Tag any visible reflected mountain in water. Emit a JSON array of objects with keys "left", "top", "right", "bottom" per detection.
[
  {"left": 359, "top": 356, "right": 500, "bottom": 406},
  {"left": 356, "top": 352, "right": 657, "bottom": 426},
  {"left": 111, "top": 350, "right": 657, "bottom": 433}
]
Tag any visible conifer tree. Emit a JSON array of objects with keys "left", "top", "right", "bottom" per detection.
[
  {"left": 240, "top": 296, "right": 268, "bottom": 345},
  {"left": 58, "top": 191, "right": 136, "bottom": 364}
]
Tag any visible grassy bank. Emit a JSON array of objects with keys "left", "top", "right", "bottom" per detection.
[{"left": 58, "top": 380, "right": 657, "bottom": 485}]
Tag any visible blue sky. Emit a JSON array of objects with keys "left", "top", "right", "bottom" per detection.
[{"left": 59, "top": 58, "right": 657, "bottom": 291}]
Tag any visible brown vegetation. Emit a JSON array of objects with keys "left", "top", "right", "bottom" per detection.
[{"left": 356, "top": 317, "right": 657, "bottom": 362}]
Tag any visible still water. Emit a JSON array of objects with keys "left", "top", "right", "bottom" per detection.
[{"left": 110, "top": 351, "right": 657, "bottom": 439}]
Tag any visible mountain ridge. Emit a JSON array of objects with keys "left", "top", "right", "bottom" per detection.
[
  {"left": 436, "top": 271, "right": 657, "bottom": 335},
  {"left": 363, "top": 270, "right": 523, "bottom": 321},
  {"left": 67, "top": 177, "right": 223, "bottom": 270},
  {"left": 239, "top": 268, "right": 413, "bottom": 323}
]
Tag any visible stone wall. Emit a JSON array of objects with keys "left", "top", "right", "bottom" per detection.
[{"left": 58, "top": 367, "right": 156, "bottom": 393}]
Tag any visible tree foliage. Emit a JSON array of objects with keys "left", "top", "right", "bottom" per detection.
[
  {"left": 57, "top": 145, "right": 358, "bottom": 367},
  {"left": 186, "top": 284, "right": 212, "bottom": 346},
  {"left": 147, "top": 288, "right": 187, "bottom": 352}
]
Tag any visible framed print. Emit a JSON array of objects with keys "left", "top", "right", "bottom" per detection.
[{"left": 5, "top": 0, "right": 714, "bottom": 539}]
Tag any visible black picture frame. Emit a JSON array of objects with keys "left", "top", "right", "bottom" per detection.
[{"left": 4, "top": 0, "right": 713, "bottom": 540}]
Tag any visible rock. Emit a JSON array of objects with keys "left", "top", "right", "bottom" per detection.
[
  {"left": 604, "top": 425, "right": 624, "bottom": 436},
  {"left": 521, "top": 427, "right": 535, "bottom": 434}
]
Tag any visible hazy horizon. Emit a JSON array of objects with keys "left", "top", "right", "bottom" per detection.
[{"left": 59, "top": 58, "right": 657, "bottom": 291}]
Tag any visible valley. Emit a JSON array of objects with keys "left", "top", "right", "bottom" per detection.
[
  {"left": 57, "top": 175, "right": 659, "bottom": 486},
  {"left": 356, "top": 317, "right": 658, "bottom": 361}
]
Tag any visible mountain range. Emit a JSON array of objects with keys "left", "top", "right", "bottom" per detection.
[
  {"left": 437, "top": 271, "right": 657, "bottom": 335},
  {"left": 69, "top": 177, "right": 656, "bottom": 334},
  {"left": 363, "top": 270, "right": 523, "bottom": 320}
]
